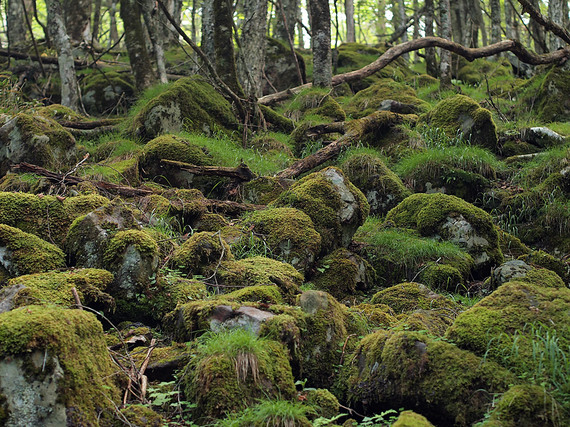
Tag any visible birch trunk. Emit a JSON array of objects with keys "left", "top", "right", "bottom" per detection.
[
  {"left": 238, "top": 0, "right": 268, "bottom": 96},
  {"left": 142, "top": 0, "right": 168, "bottom": 83},
  {"left": 548, "top": 0, "right": 567, "bottom": 51},
  {"left": 345, "top": 0, "right": 355, "bottom": 43},
  {"left": 7, "top": 0, "right": 28, "bottom": 48},
  {"left": 214, "top": 0, "right": 242, "bottom": 95},
  {"left": 63, "top": 0, "right": 91, "bottom": 45},
  {"left": 439, "top": 0, "right": 452, "bottom": 88},
  {"left": 490, "top": 0, "right": 502, "bottom": 44},
  {"left": 425, "top": 0, "right": 437, "bottom": 76},
  {"left": 274, "top": 0, "right": 299, "bottom": 43},
  {"left": 309, "top": 0, "right": 332, "bottom": 87},
  {"left": 201, "top": 0, "right": 215, "bottom": 61}
]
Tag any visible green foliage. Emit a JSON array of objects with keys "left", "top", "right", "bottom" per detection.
[
  {"left": 216, "top": 399, "right": 313, "bottom": 426},
  {"left": 0, "top": 76, "right": 42, "bottom": 114},
  {"left": 195, "top": 328, "right": 267, "bottom": 360}
]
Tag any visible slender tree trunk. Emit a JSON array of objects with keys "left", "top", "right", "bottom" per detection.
[
  {"left": 201, "top": 0, "right": 215, "bottom": 61},
  {"left": 375, "top": 0, "right": 386, "bottom": 42},
  {"left": 505, "top": 0, "right": 514, "bottom": 40},
  {"left": 92, "top": 0, "right": 103, "bottom": 46},
  {"left": 238, "top": 0, "right": 268, "bottom": 96},
  {"left": 529, "top": 0, "right": 547, "bottom": 53},
  {"left": 120, "top": 0, "right": 156, "bottom": 91},
  {"left": 439, "top": 0, "right": 452, "bottom": 88},
  {"left": 214, "top": 0, "right": 242, "bottom": 95},
  {"left": 345, "top": 0, "right": 355, "bottom": 43},
  {"left": 548, "top": 0, "right": 566, "bottom": 51},
  {"left": 490, "top": 0, "right": 502, "bottom": 44},
  {"left": 274, "top": 0, "right": 299, "bottom": 43},
  {"left": 425, "top": 0, "right": 437, "bottom": 76},
  {"left": 109, "top": 0, "right": 119, "bottom": 47},
  {"left": 46, "top": 0, "right": 85, "bottom": 113},
  {"left": 473, "top": 0, "right": 486, "bottom": 47},
  {"left": 160, "top": 0, "right": 183, "bottom": 46},
  {"left": 397, "top": 0, "right": 408, "bottom": 60},
  {"left": 63, "top": 0, "right": 92, "bottom": 45},
  {"left": 142, "top": 0, "right": 168, "bottom": 83},
  {"left": 7, "top": 0, "right": 28, "bottom": 48},
  {"left": 412, "top": 0, "right": 420, "bottom": 62},
  {"left": 309, "top": 0, "right": 332, "bottom": 87}
]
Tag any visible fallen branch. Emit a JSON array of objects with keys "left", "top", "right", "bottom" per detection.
[
  {"left": 258, "top": 37, "right": 570, "bottom": 105},
  {"left": 11, "top": 162, "right": 154, "bottom": 197},
  {"left": 161, "top": 159, "right": 256, "bottom": 182},
  {"left": 0, "top": 48, "right": 87, "bottom": 68},
  {"left": 59, "top": 118, "right": 122, "bottom": 129},
  {"left": 66, "top": 126, "right": 117, "bottom": 139},
  {"left": 517, "top": 0, "right": 570, "bottom": 45}
]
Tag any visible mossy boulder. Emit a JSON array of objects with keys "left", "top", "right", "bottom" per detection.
[
  {"left": 0, "top": 191, "right": 108, "bottom": 246},
  {"left": 519, "top": 250, "right": 569, "bottom": 284},
  {"left": 418, "top": 262, "right": 465, "bottom": 293},
  {"left": 519, "top": 66, "right": 570, "bottom": 122},
  {"left": 341, "top": 153, "right": 411, "bottom": 215},
  {"left": 243, "top": 176, "right": 290, "bottom": 205},
  {"left": 182, "top": 330, "right": 296, "bottom": 422},
  {"left": 312, "top": 248, "right": 376, "bottom": 301},
  {"left": 241, "top": 207, "right": 321, "bottom": 273},
  {"left": 66, "top": 199, "right": 140, "bottom": 269},
  {"left": 285, "top": 87, "right": 346, "bottom": 122},
  {"left": 139, "top": 134, "right": 214, "bottom": 188},
  {"left": 419, "top": 95, "right": 498, "bottom": 151},
  {"left": 0, "top": 225, "right": 66, "bottom": 280},
  {"left": 271, "top": 167, "right": 369, "bottom": 253},
  {"left": 0, "top": 269, "right": 114, "bottom": 313},
  {"left": 169, "top": 231, "right": 233, "bottom": 277},
  {"left": 342, "top": 330, "right": 514, "bottom": 426},
  {"left": 0, "top": 112, "right": 77, "bottom": 177},
  {"left": 0, "top": 305, "right": 121, "bottom": 426},
  {"left": 395, "top": 309, "right": 455, "bottom": 337},
  {"left": 344, "top": 79, "right": 429, "bottom": 119},
  {"left": 130, "top": 76, "right": 238, "bottom": 140},
  {"left": 348, "top": 303, "right": 398, "bottom": 329},
  {"left": 81, "top": 71, "right": 135, "bottom": 115},
  {"left": 263, "top": 37, "right": 306, "bottom": 95},
  {"left": 457, "top": 58, "right": 513, "bottom": 85},
  {"left": 36, "top": 104, "right": 85, "bottom": 122},
  {"left": 393, "top": 410, "right": 435, "bottom": 427},
  {"left": 386, "top": 193, "right": 504, "bottom": 277},
  {"left": 371, "top": 282, "right": 459, "bottom": 314},
  {"left": 304, "top": 388, "right": 339, "bottom": 419},
  {"left": 116, "top": 404, "right": 163, "bottom": 427}
]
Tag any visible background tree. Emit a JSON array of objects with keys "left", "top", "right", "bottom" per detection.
[
  {"left": 142, "top": 0, "right": 168, "bottom": 84},
  {"left": 424, "top": 0, "right": 437, "bottom": 76},
  {"left": 439, "top": 0, "right": 452, "bottom": 88},
  {"left": 63, "top": 0, "right": 92, "bottom": 45},
  {"left": 346, "top": 0, "right": 356, "bottom": 43},
  {"left": 309, "top": 0, "right": 332, "bottom": 87},
  {"left": 6, "top": 0, "right": 29, "bottom": 48},
  {"left": 238, "top": 0, "right": 268, "bottom": 96},
  {"left": 274, "top": 0, "right": 299, "bottom": 44},
  {"left": 213, "top": 0, "right": 242, "bottom": 95}
]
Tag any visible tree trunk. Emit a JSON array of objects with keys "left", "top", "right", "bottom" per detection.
[
  {"left": 309, "top": 0, "right": 332, "bottom": 87},
  {"left": 345, "top": 0, "right": 355, "bottom": 43},
  {"left": 439, "top": 0, "right": 452, "bottom": 88},
  {"left": 412, "top": 0, "right": 420, "bottom": 61},
  {"left": 46, "top": 0, "right": 85, "bottom": 113},
  {"left": 159, "top": 0, "right": 183, "bottom": 46},
  {"left": 201, "top": 0, "right": 215, "bottom": 62},
  {"left": 548, "top": 0, "right": 566, "bottom": 51},
  {"left": 529, "top": 0, "right": 547, "bottom": 53},
  {"left": 375, "top": 0, "right": 386, "bottom": 42},
  {"left": 214, "top": 0, "right": 243, "bottom": 95},
  {"left": 92, "top": 0, "right": 103, "bottom": 46},
  {"left": 274, "top": 0, "right": 299, "bottom": 43},
  {"left": 142, "top": 0, "right": 168, "bottom": 83},
  {"left": 62, "top": 0, "right": 92, "bottom": 46},
  {"left": 490, "top": 0, "right": 502, "bottom": 44},
  {"left": 7, "top": 0, "right": 28, "bottom": 48},
  {"left": 120, "top": 0, "right": 156, "bottom": 91},
  {"left": 109, "top": 0, "right": 119, "bottom": 47},
  {"left": 425, "top": 0, "right": 437, "bottom": 76},
  {"left": 238, "top": 0, "right": 268, "bottom": 97},
  {"left": 505, "top": 0, "right": 514, "bottom": 40}
]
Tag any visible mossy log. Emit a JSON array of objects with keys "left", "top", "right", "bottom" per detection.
[{"left": 160, "top": 159, "right": 256, "bottom": 181}]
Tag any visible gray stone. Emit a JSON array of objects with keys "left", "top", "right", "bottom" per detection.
[
  {"left": 492, "top": 260, "right": 533, "bottom": 288},
  {"left": 209, "top": 305, "right": 275, "bottom": 334}
]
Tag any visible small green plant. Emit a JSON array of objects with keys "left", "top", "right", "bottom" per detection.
[
  {"left": 215, "top": 399, "right": 313, "bottom": 427},
  {"left": 0, "top": 77, "right": 42, "bottom": 114},
  {"left": 359, "top": 409, "right": 401, "bottom": 426},
  {"left": 147, "top": 379, "right": 198, "bottom": 424}
]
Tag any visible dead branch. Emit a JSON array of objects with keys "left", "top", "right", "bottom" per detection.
[
  {"left": 161, "top": 159, "right": 256, "bottom": 182},
  {"left": 66, "top": 126, "right": 117, "bottom": 139},
  {"left": 0, "top": 48, "right": 87, "bottom": 68},
  {"left": 258, "top": 37, "right": 570, "bottom": 105},
  {"left": 11, "top": 162, "right": 154, "bottom": 197},
  {"left": 517, "top": 0, "right": 570, "bottom": 45},
  {"left": 59, "top": 119, "right": 122, "bottom": 129}
]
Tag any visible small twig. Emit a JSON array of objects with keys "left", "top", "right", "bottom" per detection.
[
  {"left": 338, "top": 402, "right": 365, "bottom": 418},
  {"left": 71, "top": 287, "right": 83, "bottom": 310},
  {"left": 339, "top": 334, "right": 356, "bottom": 366},
  {"left": 484, "top": 75, "right": 509, "bottom": 123},
  {"left": 61, "top": 153, "right": 90, "bottom": 185}
]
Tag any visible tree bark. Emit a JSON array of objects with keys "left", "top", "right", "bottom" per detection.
[
  {"left": 490, "top": 0, "right": 503, "bottom": 45},
  {"left": 120, "top": 0, "right": 156, "bottom": 91},
  {"left": 309, "top": 0, "right": 332, "bottom": 87},
  {"left": 46, "top": 0, "right": 85, "bottom": 114},
  {"left": 439, "top": 0, "right": 452, "bottom": 88},
  {"left": 7, "top": 0, "right": 29, "bottom": 48},
  {"left": 505, "top": 0, "right": 515, "bottom": 40},
  {"left": 213, "top": 0, "right": 242, "bottom": 95},
  {"left": 141, "top": 0, "right": 168, "bottom": 84},
  {"left": 201, "top": 0, "right": 215, "bottom": 61},
  {"left": 161, "top": 160, "right": 256, "bottom": 181},
  {"left": 375, "top": 0, "right": 386, "bottom": 43},
  {"left": 274, "top": 0, "right": 299, "bottom": 43},
  {"left": 528, "top": 0, "right": 547, "bottom": 53},
  {"left": 63, "top": 0, "right": 92, "bottom": 45},
  {"left": 109, "top": 0, "right": 119, "bottom": 47},
  {"left": 238, "top": 0, "right": 268, "bottom": 97},
  {"left": 92, "top": 0, "right": 103, "bottom": 46},
  {"left": 159, "top": 0, "right": 183, "bottom": 45},
  {"left": 424, "top": 0, "right": 438, "bottom": 76},
  {"left": 345, "top": 0, "right": 355, "bottom": 43}
]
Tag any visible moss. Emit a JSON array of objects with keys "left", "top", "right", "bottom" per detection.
[
  {"left": 484, "top": 384, "right": 566, "bottom": 427},
  {"left": 519, "top": 66, "right": 570, "bottom": 122},
  {"left": 89, "top": 157, "right": 140, "bottom": 186},
  {"left": 456, "top": 58, "right": 513, "bottom": 86},
  {"left": 258, "top": 105, "right": 295, "bottom": 133},
  {"left": 395, "top": 309, "right": 455, "bottom": 337},
  {"left": 419, "top": 95, "right": 498, "bottom": 151},
  {"left": 419, "top": 263, "right": 464, "bottom": 293},
  {"left": 164, "top": 188, "right": 208, "bottom": 223},
  {"left": 216, "top": 257, "right": 303, "bottom": 302},
  {"left": 345, "top": 79, "right": 430, "bottom": 119},
  {"left": 243, "top": 176, "right": 289, "bottom": 205},
  {"left": 116, "top": 404, "right": 163, "bottom": 427},
  {"left": 222, "top": 285, "right": 283, "bottom": 305},
  {"left": 169, "top": 231, "right": 233, "bottom": 276},
  {"left": 270, "top": 167, "right": 369, "bottom": 252},
  {"left": 0, "top": 192, "right": 108, "bottom": 246},
  {"left": 36, "top": 104, "right": 85, "bottom": 122},
  {"left": 139, "top": 194, "right": 172, "bottom": 218},
  {"left": 304, "top": 388, "right": 339, "bottom": 419},
  {"left": 194, "top": 213, "right": 229, "bottom": 232},
  {"left": 286, "top": 87, "right": 346, "bottom": 122},
  {"left": 130, "top": 75, "right": 238, "bottom": 140},
  {"left": 343, "top": 330, "right": 515, "bottom": 426},
  {"left": 0, "top": 172, "right": 50, "bottom": 194},
  {"left": 312, "top": 248, "right": 376, "bottom": 301},
  {"left": 348, "top": 303, "right": 398, "bottom": 329},
  {"left": 341, "top": 153, "right": 411, "bottom": 215},
  {"left": 386, "top": 193, "right": 504, "bottom": 276},
  {"left": 81, "top": 71, "right": 135, "bottom": 115},
  {"left": 103, "top": 229, "right": 159, "bottom": 266},
  {"left": 518, "top": 250, "right": 569, "bottom": 284},
  {"left": 183, "top": 333, "right": 296, "bottom": 423},
  {"left": 242, "top": 207, "right": 321, "bottom": 272},
  {"left": 371, "top": 282, "right": 459, "bottom": 314},
  {"left": 244, "top": 134, "right": 293, "bottom": 156},
  {"left": 5, "top": 268, "right": 114, "bottom": 311},
  {"left": 0, "top": 306, "right": 121, "bottom": 425},
  {"left": 498, "top": 229, "right": 531, "bottom": 258},
  {"left": 393, "top": 410, "right": 435, "bottom": 426},
  {"left": 0, "top": 224, "right": 66, "bottom": 279}
]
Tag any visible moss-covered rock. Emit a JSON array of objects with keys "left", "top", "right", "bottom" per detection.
[
  {"left": 258, "top": 105, "right": 295, "bottom": 133},
  {"left": 0, "top": 191, "right": 108, "bottom": 246},
  {"left": 183, "top": 330, "right": 296, "bottom": 423},
  {"left": 345, "top": 79, "right": 429, "bottom": 119},
  {"left": 242, "top": 207, "right": 321, "bottom": 273},
  {"left": 0, "top": 305, "right": 121, "bottom": 426},
  {"left": 419, "top": 95, "right": 498, "bottom": 151},
  {"left": 0, "top": 112, "right": 77, "bottom": 177},
  {"left": 343, "top": 330, "right": 515, "bottom": 426},
  {"left": 81, "top": 71, "right": 135, "bottom": 115},
  {"left": 304, "top": 388, "right": 339, "bottom": 419},
  {"left": 371, "top": 282, "right": 459, "bottom": 314},
  {"left": 457, "top": 58, "right": 513, "bottom": 85},
  {"left": 341, "top": 152, "right": 411, "bottom": 215},
  {"left": 0, "top": 224, "right": 66, "bottom": 280},
  {"left": 116, "top": 404, "right": 163, "bottom": 427},
  {"left": 395, "top": 309, "right": 455, "bottom": 337},
  {"left": 519, "top": 66, "right": 570, "bottom": 122},
  {"left": 243, "top": 176, "right": 290, "bottom": 205},
  {"left": 348, "top": 303, "right": 398, "bottom": 329},
  {"left": 1, "top": 268, "right": 114, "bottom": 313},
  {"left": 286, "top": 87, "right": 346, "bottom": 122},
  {"left": 36, "top": 104, "right": 85, "bottom": 122},
  {"left": 263, "top": 37, "right": 306, "bottom": 94},
  {"left": 222, "top": 284, "right": 283, "bottom": 305},
  {"left": 130, "top": 76, "right": 238, "bottom": 140},
  {"left": 386, "top": 193, "right": 504, "bottom": 277},
  {"left": 519, "top": 250, "right": 569, "bottom": 284},
  {"left": 418, "top": 262, "right": 465, "bottom": 293},
  {"left": 271, "top": 167, "right": 369, "bottom": 253},
  {"left": 169, "top": 231, "right": 233, "bottom": 277},
  {"left": 312, "top": 248, "right": 376, "bottom": 301},
  {"left": 393, "top": 410, "right": 435, "bottom": 427}
]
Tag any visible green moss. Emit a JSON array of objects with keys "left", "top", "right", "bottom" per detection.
[
  {"left": 457, "top": 58, "right": 513, "bottom": 86},
  {"left": 371, "top": 282, "right": 459, "bottom": 314},
  {"left": 286, "top": 87, "right": 346, "bottom": 122},
  {"left": 345, "top": 79, "right": 430, "bottom": 119},
  {"left": 348, "top": 303, "right": 397, "bottom": 329},
  {"left": 36, "top": 104, "right": 85, "bottom": 122},
  {"left": 222, "top": 285, "right": 283, "bottom": 305},
  {"left": 183, "top": 330, "right": 296, "bottom": 423},
  {"left": 130, "top": 75, "right": 238, "bottom": 140},
  {"left": 395, "top": 309, "right": 455, "bottom": 337},
  {"left": 393, "top": 410, "right": 435, "bottom": 427},
  {"left": 169, "top": 231, "right": 233, "bottom": 276},
  {"left": 81, "top": 71, "right": 135, "bottom": 115},
  {"left": 244, "top": 134, "right": 293, "bottom": 156},
  {"left": 0, "top": 224, "right": 66, "bottom": 278},
  {"left": 116, "top": 404, "right": 163, "bottom": 427},
  {"left": 242, "top": 207, "right": 321, "bottom": 272},
  {"left": 419, "top": 263, "right": 464, "bottom": 293},
  {"left": 304, "top": 388, "right": 339, "bottom": 419},
  {"left": 0, "top": 306, "right": 121, "bottom": 425},
  {"left": 5, "top": 268, "right": 114, "bottom": 311},
  {"left": 259, "top": 105, "right": 295, "bottom": 133},
  {"left": 419, "top": 95, "right": 498, "bottom": 151},
  {"left": 518, "top": 66, "right": 570, "bottom": 122},
  {"left": 270, "top": 167, "right": 369, "bottom": 251},
  {"left": 194, "top": 213, "right": 229, "bottom": 232},
  {"left": 518, "top": 250, "right": 569, "bottom": 284},
  {"left": 343, "top": 330, "right": 515, "bottom": 426},
  {"left": 498, "top": 229, "right": 531, "bottom": 258},
  {"left": 103, "top": 229, "right": 159, "bottom": 266},
  {"left": 243, "top": 176, "right": 289, "bottom": 205},
  {"left": 0, "top": 192, "right": 108, "bottom": 246}
]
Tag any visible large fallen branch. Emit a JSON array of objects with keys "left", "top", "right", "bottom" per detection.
[
  {"left": 160, "top": 159, "right": 256, "bottom": 182},
  {"left": 0, "top": 48, "right": 87, "bottom": 68},
  {"left": 259, "top": 37, "right": 570, "bottom": 105}
]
